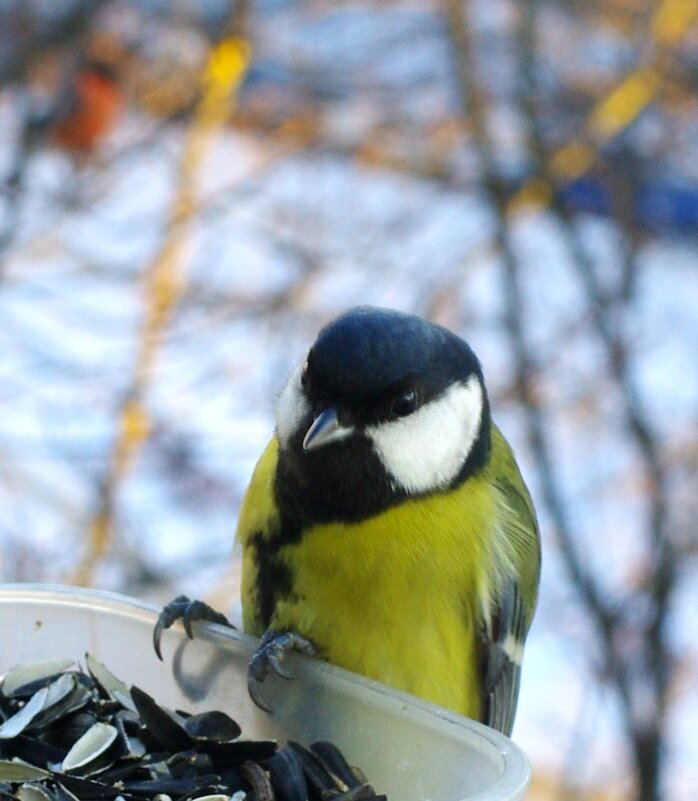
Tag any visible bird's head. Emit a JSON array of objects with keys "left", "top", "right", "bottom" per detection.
[{"left": 274, "top": 306, "right": 491, "bottom": 522}]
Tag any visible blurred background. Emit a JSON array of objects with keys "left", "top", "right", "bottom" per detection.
[{"left": 0, "top": 1, "right": 696, "bottom": 799}]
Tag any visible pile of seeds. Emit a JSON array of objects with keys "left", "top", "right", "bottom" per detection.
[{"left": 0, "top": 657, "right": 387, "bottom": 801}]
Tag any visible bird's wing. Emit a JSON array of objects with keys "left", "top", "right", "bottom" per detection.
[
  {"left": 479, "top": 427, "right": 541, "bottom": 736},
  {"left": 480, "top": 565, "right": 528, "bottom": 736}
]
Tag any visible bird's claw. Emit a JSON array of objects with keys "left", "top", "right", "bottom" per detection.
[
  {"left": 153, "top": 594, "right": 232, "bottom": 660},
  {"left": 247, "top": 630, "right": 317, "bottom": 712}
]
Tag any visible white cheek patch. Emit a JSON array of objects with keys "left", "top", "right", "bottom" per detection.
[
  {"left": 274, "top": 364, "right": 310, "bottom": 447},
  {"left": 366, "top": 375, "right": 483, "bottom": 494}
]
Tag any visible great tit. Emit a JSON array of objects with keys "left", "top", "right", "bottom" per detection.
[{"left": 155, "top": 306, "right": 540, "bottom": 736}]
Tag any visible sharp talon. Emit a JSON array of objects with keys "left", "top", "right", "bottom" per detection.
[
  {"left": 153, "top": 595, "right": 191, "bottom": 660},
  {"left": 248, "top": 649, "right": 269, "bottom": 684},
  {"left": 267, "top": 647, "right": 295, "bottom": 680},
  {"left": 293, "top": 634, "right": 318, "bottom": 657},
  {"left": 152, "top": 595, "right": 232, "bottom": 660},
  {"left": 182, "top": 609, "right": 196, "bottom": 640},
  {"left": 246, "top": 630, "right": 317, "bottom": 712},
  {"left": 247, "top": 674, "right": 274, "bottom": 712},
  {"left": 153, "top": 619, "right": 166, "bottom": 661}
]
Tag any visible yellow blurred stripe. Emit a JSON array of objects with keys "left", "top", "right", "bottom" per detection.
[
  {"left": 550, "top": 142, "right": 596, "bottom": 182},
  {"left": 652, "top": 0, "right": 698, "bottom": 45},
  {"left": 588, "top": 67, "right": 661, "bottom": 141},
  {"left": 507, "top": 177, "right": 553, "bottom": 214},
  {"left": 206, "top": 37, "right": 251, "bottom": 88}
]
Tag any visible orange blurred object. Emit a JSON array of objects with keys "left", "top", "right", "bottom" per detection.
[{"left": 52, "top": 63, "right": 123, "bottom": 152}]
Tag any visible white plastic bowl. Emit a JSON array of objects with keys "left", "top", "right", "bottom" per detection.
[{"left": 0, "top": 584, "right": 530, "bottom": 800}]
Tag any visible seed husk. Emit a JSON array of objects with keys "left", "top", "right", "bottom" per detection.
[
  {"left": 309, "top": 742, "right": 361, "bottom": 790},
  {"left": 32, "top": 688, "right": 93, "bottom": 734},
  {"left": 54, "top": 772, "right": 117, "bottom": 799},
  {"left": 0, "top": 658, "right": 387, "bottom": 801},
  {"left": 16, "top": 782, "right": 57, "bottom": 801},
  {"left": 0, "top": 689, "right": 50, "bottom": 739},
  {"left": 288, "top": 741, "right": 337, "bottom": 794},
  {"left": 267, "top": 747, "right": 307, "bottom": 801},
  {"left": 1, "top": 662, "right": 75, "bottom": 699},
  {"left": 206, "top": 738, "right": 278, "bottom": 767},
  {"left": 61, "top": 723, "right": 120, "bottom": 775},
  {"left": 128, "top": 689, "right": 190, "bottom": 754},
  {"left": 11, "top": 734, "right": 67, "bottom": 767},
  {"left": 0, "top": 761, "right": 51, "bottom": 782},
  {"left": 189, "top": 795, "right": 229, "bottom": 801},
  {"left": 239, "top": 761, "right": 274, "bottom": 801},
  {"left": 166, "top": 748, "right": 214, "bottom": 777},
  {"left": 84, "top": 659, "right": 134, "bottom": 716},
  {"left": 120, "top": 774, "right": 221, "bottom": 797},
  {"left": 182, "top": 711, "right": 241, "bottom": 744}
]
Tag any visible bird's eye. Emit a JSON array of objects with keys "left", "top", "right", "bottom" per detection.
[
  {"left": 391, "top": 388, "right": 418, "bottom": 417},
  {"left": 300, "top": 361, "right": 309, "bottom": 388}
]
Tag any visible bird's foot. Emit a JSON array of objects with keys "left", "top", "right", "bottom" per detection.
[
  {"left": 247, "top": 630, "right": 317, "bottom": 712},
  {"left": 153, "top": 594, "right": 232, "bottom": 660}
]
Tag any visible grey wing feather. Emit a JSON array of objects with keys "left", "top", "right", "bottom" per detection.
[
  {"left": 482, "top": 581, "right": 527, "bottom": 736},
  {"left": 479, "top": 464, "right": 540, "bottom": 736}
]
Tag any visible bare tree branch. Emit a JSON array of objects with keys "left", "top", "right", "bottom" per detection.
[{"left": 515, "top": 2, "right": 677, "bottom": 799}]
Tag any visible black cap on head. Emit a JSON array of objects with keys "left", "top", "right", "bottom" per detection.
[{"left": 307, "top": 306, "right": 483, "bottom": 407}]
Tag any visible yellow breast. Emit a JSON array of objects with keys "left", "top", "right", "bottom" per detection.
[{"left": 269, "top": 478, "right": 498, "bottom": 718}]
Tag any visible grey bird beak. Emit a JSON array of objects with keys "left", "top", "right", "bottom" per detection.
[{"left": 303, "top": 407, "right": 355, "bottom": 451}]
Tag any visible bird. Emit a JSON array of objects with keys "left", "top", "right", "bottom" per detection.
[{"left": 155, "top": 306, "right": 540, "bottom": 736}]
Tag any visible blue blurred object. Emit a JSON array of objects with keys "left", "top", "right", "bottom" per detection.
[
  {"left": 560, "top": 175, "right": 698, "bottom": 234},
  {"left": 635, "top": 180, "right": 698, "bottom": 233},
  {"left": 559, "top": 177, "right": 614, "bottom": 218}
]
